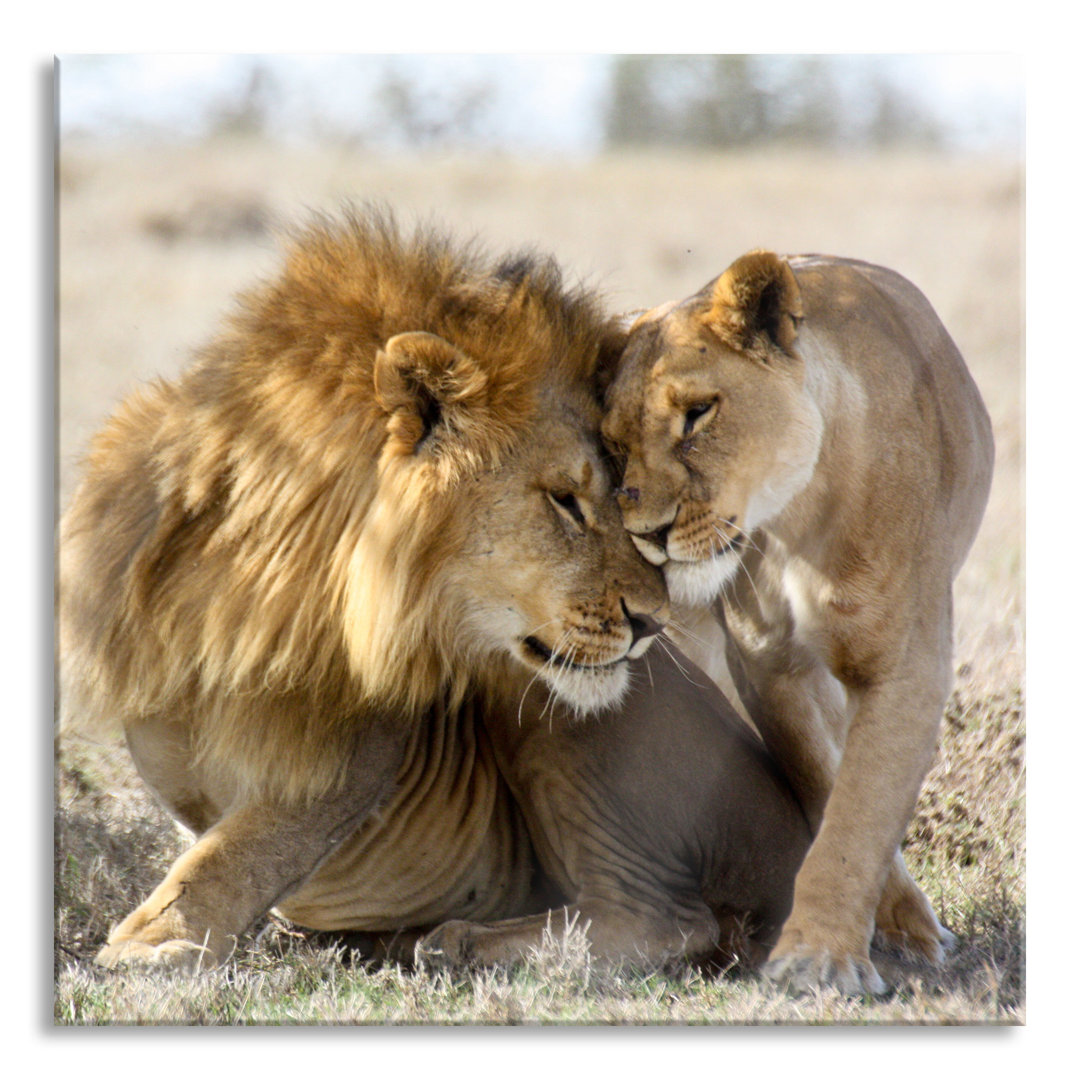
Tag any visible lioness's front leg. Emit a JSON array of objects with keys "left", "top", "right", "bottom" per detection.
[
  {"left": 721, "top": 593, "right": 953, "bottom": 994},
  {"left": 874, "top": 849, "right": 955, "bottom": 960},
  {"left": 97, "top": 723, "right": 406, "bottom": 972},
  {"left": 760, "top": 649, "right": 953, "bottom": 995}
]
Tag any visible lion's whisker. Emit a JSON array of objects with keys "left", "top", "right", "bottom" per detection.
[
  {"left": 666, "top": 617, "right": 711, "bottom": 650},
  {"left": 711, "top": 520, "right": 764, "bottom": 562},
  {"left": 734, "top": 556, "right": 768, "bottom": 613},
  {"left": 654, "top": 634, "right": 710, "bottom": 689},
  {"left": 537, "top": 627, "right": 576, "bottom": 727},
  {"left": 516, "top": 618, "right": 568, "bottom": 724}
]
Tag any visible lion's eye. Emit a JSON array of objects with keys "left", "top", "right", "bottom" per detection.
[
  {"left": 683, "top": 399, "right": 717, "bottom": 437},
  {"left": 547, "top": 490, "right": 586, "bottom": 527}
]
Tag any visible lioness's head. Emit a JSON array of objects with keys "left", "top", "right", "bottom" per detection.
[
  {"left": 602, "top": 251, "right": 824, "bottom": 606},
  {"left": 343, "top": 263, "right": 668, "bottom": 716}
]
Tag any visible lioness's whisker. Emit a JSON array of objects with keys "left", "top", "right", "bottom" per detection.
[{"left": 736, "top": 556, "right": 768, "bottom": 613}]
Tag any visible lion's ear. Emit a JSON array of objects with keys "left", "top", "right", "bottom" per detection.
[
  {"left": 700, "top": 251, "right": 802, "bottom": 358},
  {"left": 593, "top": 318, "right": 630, "bottom": 403},
  {"left": 374, "top": 331, "right": 488, "bottom": 453}
]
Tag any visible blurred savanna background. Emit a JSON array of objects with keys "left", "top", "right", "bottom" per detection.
[{"left": 55, "top": 53, "right": 1024, "bottom": 1025}]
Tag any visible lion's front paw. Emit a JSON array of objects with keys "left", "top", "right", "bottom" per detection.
[
  {"left": 414, "top": 920, "right": 478, "bottom": 970},
  {"left": 95, "top": 937, "right": 219, "bottom": 974},
  {"left": 763, "top": 936, "right": 887, "bottom": 997},
  {"left": 94, "top": 884, "right": 236, "bottom": 973}
]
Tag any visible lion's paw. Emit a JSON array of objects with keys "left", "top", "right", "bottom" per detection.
[
  {"left": 95, "top": 938, "right": 218, "bottom": 974},
  {"left": 414, "top": 920, "right": 477, "bottom": 970},
  {"left": 763, "top": 945, "right": 887, "bottom": 997}
]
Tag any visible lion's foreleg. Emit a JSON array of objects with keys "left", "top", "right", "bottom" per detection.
[{"left": 96, "top": 721, "right": 407, "bottom": 972}]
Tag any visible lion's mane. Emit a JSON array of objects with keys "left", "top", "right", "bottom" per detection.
[{"left": 59, "top": 208, "right": 617, "bottom": 801}]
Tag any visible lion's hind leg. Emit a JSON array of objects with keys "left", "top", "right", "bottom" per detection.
[
  {"left": 96, "top": 864, "right": 228, "bottom": 975},
  {"left": 414, "top": 899, "right": 720, "bottom": 972},
  {"left": 97, "top": 727, "right": 406, "bottom": 972}
]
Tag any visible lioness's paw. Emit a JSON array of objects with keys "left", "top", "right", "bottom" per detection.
[
  {"left": 874, "top": 884, "right": 956, "bottom": 964},
  {"left": 95, "top": 938, "right": 219, "bottom": 974},
  {"left": 763, "top": 946, "right": 887, "bottom": 997},
  {"left": 873, "top": 919, "right": 955, "bottom": 965},
  {"left": 414, "top": 920, "right": 476, "bottom": 970}
]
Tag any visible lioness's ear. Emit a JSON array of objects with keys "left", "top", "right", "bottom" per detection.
[
  {"left": 374, "top": 331, "right": 488, "bottom": 453},
  {"left": 701, "top": 250, "right": 802, "bottom": 358}
]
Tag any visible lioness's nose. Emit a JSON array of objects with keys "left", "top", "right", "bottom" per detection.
[{"left": 632, "top": 523, "right": 670, "bottom": 551}]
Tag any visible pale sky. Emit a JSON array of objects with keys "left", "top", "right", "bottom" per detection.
[{"left": 57, "top": 53, "right": 1023, "bottom": 153}]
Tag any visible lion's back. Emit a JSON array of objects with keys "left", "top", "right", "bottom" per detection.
[{"left": 60, "top": 379, "right": 182, "bottom": 730}]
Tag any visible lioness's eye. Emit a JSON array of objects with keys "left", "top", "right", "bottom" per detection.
[
  {"left": 683, "top": 399, "right": 717, "bottom": 437},
  {"left": 547, "top": 490, "right": 586, "bottom": 527}
]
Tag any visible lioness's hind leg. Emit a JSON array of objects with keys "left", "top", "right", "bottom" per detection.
[{"left": 874, "top": 850, "right": 954, "bottom": 963}]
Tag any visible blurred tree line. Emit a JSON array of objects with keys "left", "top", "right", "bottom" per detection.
[
  {"left": 604, "top": 55, "right": 944, "bottom": 149},
  {"left": 183, "top": 54, "right": 956, "bottom": 150}
]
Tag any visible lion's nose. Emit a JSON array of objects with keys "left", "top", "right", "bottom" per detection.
[{"left": 622, "top": 598, "right": 665, "bottom": 646}]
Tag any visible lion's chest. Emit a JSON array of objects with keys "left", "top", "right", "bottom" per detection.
[{"left": 276, "top": 716, "right": 536, "bottom": 932}]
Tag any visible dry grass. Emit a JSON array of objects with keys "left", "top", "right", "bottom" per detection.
[{"left": 55, "top": 136, "right": 1024, "bottom": 1026}]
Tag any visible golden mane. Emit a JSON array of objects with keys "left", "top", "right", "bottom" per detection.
[{"left": 59, "top": 207, "right": 617, "bottom": 801}]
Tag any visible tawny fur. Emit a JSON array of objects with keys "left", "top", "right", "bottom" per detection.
[
  {"left": 58, "top": 208, "right": 621, "bottom": 803},
  {"left": 603, "top": 250, "right": 994, "bottom": 993}
]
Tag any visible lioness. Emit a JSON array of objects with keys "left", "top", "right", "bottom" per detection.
[
  {"left": 59, "top": 211, "right": 807, "bottom": 971},
  {"left": 601, "top": 251, "right": 994, "bottom": 993}
]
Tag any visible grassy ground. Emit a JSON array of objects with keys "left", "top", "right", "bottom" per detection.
[{"left": 54, "top": 138, "right": 1024, "bottom": 1025}]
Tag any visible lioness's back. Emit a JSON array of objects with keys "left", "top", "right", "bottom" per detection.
[{"left": 789, "top": 253, "right": 994, "bottom": 563}]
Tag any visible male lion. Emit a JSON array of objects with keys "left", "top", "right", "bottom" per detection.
[
  {"left": 59, "top": 212, "right": 808, "bottom": 972},
  {"left": 601, "top": 251, "right": 994, "bottom": 994}
]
